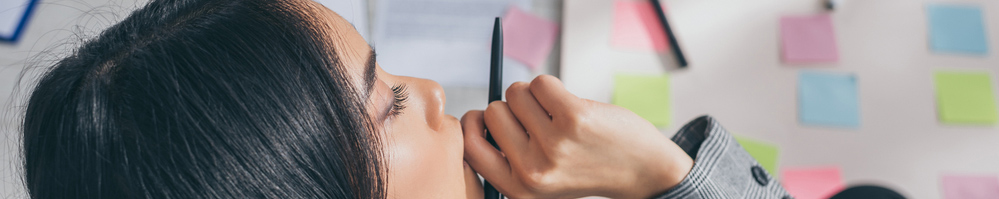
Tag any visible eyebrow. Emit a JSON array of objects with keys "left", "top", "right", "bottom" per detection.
[{"left": 363, "top": 48, "right": 377, "bottom": 98}]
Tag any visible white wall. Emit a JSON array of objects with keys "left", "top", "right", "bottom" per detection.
[{"left": 561, "top": 0, "right": 999, "bottom": 198}]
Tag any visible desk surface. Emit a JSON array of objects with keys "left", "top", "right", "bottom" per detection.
[{"left": 561, "top": 0, "right": 999, "bottom": 198}]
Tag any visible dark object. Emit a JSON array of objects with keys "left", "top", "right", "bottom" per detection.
[
  {"left": 751, "top": 166, "right": 770, "bottom": 186},
  {"left": 649, "top": 0, "right": 688, "bottom": 67},
  {"left": 483, "top": 17, "right": 505, "bottom": 199},
  {"left": 1, "top": 0, "right": 40, "bottom": 42},
  {"left": 829, "top": 185, "right": 906, "bottom": 199},
  {"left": 825, "top": 0, "right": 836, "bottom": 10},
  {"left": 489, "top": 17, "right": 504, "bottom": 104}
]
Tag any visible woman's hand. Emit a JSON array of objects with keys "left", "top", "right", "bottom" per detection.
[{"left": 461, "top": 75, "right": 694, "bottom": 199}]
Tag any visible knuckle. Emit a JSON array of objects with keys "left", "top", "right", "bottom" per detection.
[
  {"left": 529, "top": 75, "right": 556, "bottom": 92},
  {"left": 557, "top": 109, "right": 587, "bottom": 128},
  {"left": 519, "top": 171, "right": 557, "bottom": 194},
  {"left": 485, "top": 101, "right": 507, "bottom": 114},
  {"left": 460, "top": 110, "right": 481, "bottom": 123},
  {"left": 555, "top": 115, "right": 593, "bottom": 138},
  {"left": 507, "top": 81, "right": 530, "bottom": 97}
]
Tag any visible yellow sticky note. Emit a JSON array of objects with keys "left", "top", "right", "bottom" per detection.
[
  {"left": 734, "top": 136, "right": 780, "bottom": 176},
  {"left": 613, "top": 73, "right": 670, "bottom": 127},
  {"left": 934, "top": 71, "right": 998, "bottom": 125}
]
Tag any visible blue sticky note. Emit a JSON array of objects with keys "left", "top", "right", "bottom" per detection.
[
  {"left": 927, "top": 4, "right": 989, "bottom": 55},
  {"left": 798, "top": 71, "right": 860, "bottom": 128}
]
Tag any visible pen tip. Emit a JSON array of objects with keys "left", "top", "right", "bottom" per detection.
[{"left": 493, "top": 17, "right": 502, "bottom": 31}]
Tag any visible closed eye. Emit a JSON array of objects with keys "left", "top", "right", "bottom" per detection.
[{"left": 389, "top": 84, "right": 409, "bottom": 117}]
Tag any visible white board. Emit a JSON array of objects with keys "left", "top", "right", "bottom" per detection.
[{"left": 561, "top": 0, "right": 999, "bottom": 198}]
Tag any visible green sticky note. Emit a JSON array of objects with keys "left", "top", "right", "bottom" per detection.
[
  {"left": 934, "top": 71, "right": 998, "bottom": 125},
  {"left": 735, "top": 136, "right": 780, "bottom": 176},
  {"left": 613, "top": 73, "right": 670, "bottom": 127}
]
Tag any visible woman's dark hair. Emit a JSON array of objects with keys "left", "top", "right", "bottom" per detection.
[{"left": 21, "top": 0, "right": 384, "bottom": 198}]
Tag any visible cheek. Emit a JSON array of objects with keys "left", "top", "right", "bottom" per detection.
[{"left": 384, "top": 119, "right": 465, "bottom": 198}]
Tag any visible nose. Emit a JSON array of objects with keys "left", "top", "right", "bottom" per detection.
[{"left": 416, "top": 78, "right": 447, "bottom": 129}]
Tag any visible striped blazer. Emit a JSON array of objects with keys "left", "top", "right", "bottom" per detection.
[{"left": 656, "top": 116, "right": 793, "bottom": 199}]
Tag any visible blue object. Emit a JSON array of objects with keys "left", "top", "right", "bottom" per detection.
[
  {"left": 927, "top": 4, "right": 989, "bottom": 55},
  {"left": 1, "top": 0, "right": 40, "bottom": 42},
  {"left": 798, "top": 71, "right": 860, "bottom": 128}
]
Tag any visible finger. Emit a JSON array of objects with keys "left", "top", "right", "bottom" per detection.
[
  {"left": 506, "top": 81, "right": 553, "bottom": 134},
  {"left": 484, "top": 102, "right": 530, "bottom": 157},
  {"left": 529, "top": 75, "right": 582, "bottom": 117},
  {"left": 463, "top": 161, "right": 484, "bottom": 199},
  {"left": 461, "top": 111, "right": 516, "bottom": 189}
]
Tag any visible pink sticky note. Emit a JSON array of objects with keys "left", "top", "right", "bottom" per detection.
[
  {"left": 780, "top": 14, "right": 839, "bottom": 63},
  {"left": 781, "top": 166, "right": 846, "bottom": 199},
  {"left": 611, "top": 0, "right": 668, "bottom": 52},
  {"left": 941, "top": 174, "right": 999, "bottom": 199},
  {"left": 502, "top": 7, "right": 559, "bottom": 70}
]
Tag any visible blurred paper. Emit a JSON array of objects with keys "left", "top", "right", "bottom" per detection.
[
  {"left": 734, "top": 136, "right": 779, "bottom": 177},
  {"left": 927, "top": 4, "right": 989, "bottom": 55},
  {"left": 781, "top": 166, "right": 846, "bottom": 199},
  {"left": 612, "top": 73, "right": 670, "bottom": 127},
  {"left": 798, "top": 71, "right": 860, "bottom": 128},
  {"left": 314, "top": 0, "right": 370, "bottom": 41},
  {"left": 373, "top": 0, "right": 531, "bottom": 87},
  {"left": 610, "top": 0, "right": 668, "bottom": 52},
  {"left": 1, "top": 0, "right": 36, "bottom": 41},
  {"left": 502, "top": 57, "right": 533, "bottom": 91},
  {"left": 941, "top": 174, "right": 999, "bottom": 199},
  {"left": 934, "top": 71, "right": 998, "bottom": 125},
  {"left": 780, "top": 14, "right": 839, "bottom": 63},
  {"left": 502, "top": 6, "right": 559, "bottom": 70}
]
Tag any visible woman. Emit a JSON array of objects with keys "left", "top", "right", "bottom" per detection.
[{"left": 21, "top": 0, "right": 790, "bottom": 198}]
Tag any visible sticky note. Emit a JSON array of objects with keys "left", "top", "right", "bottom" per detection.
[
  {"left": 734, "top": 136, "right": 779, "bottom": 175},
  {"left": 781, "top": 166, "right": 846, "bottom": 199},
  {"left": 941, "top": 174, "right": 999, "bottom": 199},
  {"left": 502, "top": 6, "right": 559, "bottom": 69},
  {"left": 611, "top": 0, "right": 668, "bottom": 52},
  {"left": 927, "top": 4, "right": 989, "bottom": 55},
  {"left": 613, "top": 73, "right": 670, "bottom": 127},
  {"left": 780, "top": 14, "right": 840, "bottom": 63},
  {"left": 798, "top": 71, "right": 860, "bottom": 128},
  {"left": 734, "top": 136, "right": 779, "bottom": 176},
  {"left": 934, "top": 71, "right": 998, "bottom": 125}
]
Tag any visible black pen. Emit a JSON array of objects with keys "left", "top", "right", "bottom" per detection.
[
  {"left": 650, "top": 0, "right": 688, "bottom": 67},
  {"left": 483, "top": 17, "right": 504, "bottom": 199}
]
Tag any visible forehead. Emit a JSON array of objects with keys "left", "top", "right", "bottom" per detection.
[{"left": 295, "top": 0, "right": 373, "bottom": 83}]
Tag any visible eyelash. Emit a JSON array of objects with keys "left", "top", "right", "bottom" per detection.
[{"left": 389, "top": 84, "right": 409, "bottom": 117}]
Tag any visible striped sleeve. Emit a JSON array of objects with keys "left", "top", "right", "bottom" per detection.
[{"left": 655, "top": 116, "right": 792, "bottom": 199}]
